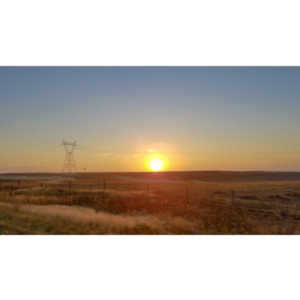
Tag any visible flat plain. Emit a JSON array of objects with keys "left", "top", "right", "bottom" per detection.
[{"left": 1, "top": 171, "right": 300, "bottom": 234}]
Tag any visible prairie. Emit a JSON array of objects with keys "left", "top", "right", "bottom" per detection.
[{"left": 1, "top": 171, "right": 300, "bottom": 234}]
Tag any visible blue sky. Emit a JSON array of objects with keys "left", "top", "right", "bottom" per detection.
[{"left": 1, "top": 67, "right": 300, "bottom": 172}]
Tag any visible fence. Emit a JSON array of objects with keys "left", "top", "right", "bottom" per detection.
[{"left": 1, "top": 178, "right": 300, "bottom": 219}]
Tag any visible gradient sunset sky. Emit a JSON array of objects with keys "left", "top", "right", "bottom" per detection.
[{"left": 1, "top": 67, "right": 300, "bottom": 172}]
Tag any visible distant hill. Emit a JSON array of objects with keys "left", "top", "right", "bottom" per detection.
[
  {"left": 107, "top": 170, "right": 300, "bottom": 182},
  {"left": 0, "top": 166, "right": 53, "bottom": 174},
  {"left": 2, "top": 170, "right": 300, "bottom": 182}
]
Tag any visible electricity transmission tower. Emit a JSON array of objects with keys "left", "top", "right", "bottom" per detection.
[{"left": 62, "top": 139, "right": 77, "bottom": 173}]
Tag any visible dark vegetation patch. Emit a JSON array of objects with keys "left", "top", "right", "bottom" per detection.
[
  {"left": 285, "top": 192, "right": 300, "bottom": 198},
  {"left": 268, "top": 194, "right": 291, "bottom": 201},
  {"left": 239, "top": 195, "right": 260, "bottom": 200}
]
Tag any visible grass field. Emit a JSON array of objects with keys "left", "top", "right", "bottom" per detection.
[{"left": 2, "top": 171, "right": 300, "bottom": 234}]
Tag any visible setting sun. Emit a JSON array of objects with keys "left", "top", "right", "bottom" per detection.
[
  {"left": 144, "top": 152, "right": 168, "bottom": 172},
  {"left": 149, "top": 159, "right": 164, "bottom": 171}
]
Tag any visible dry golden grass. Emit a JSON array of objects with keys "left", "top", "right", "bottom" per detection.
[{"left": 1, "top": 172, "right": 300, "bottom": 234}]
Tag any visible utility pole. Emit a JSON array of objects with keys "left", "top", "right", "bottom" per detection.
[{"left": 62, "top": 139, "right": 78, "bottom": 173}]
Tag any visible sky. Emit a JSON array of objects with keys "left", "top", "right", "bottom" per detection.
[{"left": 1, "top": 67, "right": 300, "bottom": 172}]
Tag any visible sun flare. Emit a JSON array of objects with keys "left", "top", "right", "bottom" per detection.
[{"left": 149, "top": 159, "right": 164, "bottom": 172}]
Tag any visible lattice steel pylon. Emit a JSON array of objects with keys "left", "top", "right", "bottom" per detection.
[{"left": 61, "top": 139, "right": 77, "bottom": 173}]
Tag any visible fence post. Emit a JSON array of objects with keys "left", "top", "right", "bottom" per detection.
[
  {"left": 146, "top": 184, "right": 149, "bottom": 200},
  {"left": 186, "top": 185, "right": 189, "bottom": 208},
  {"left": 30, "top": 184, "right": 33, "bottom": 203},
  {"left": 9, "top": 185, "right": 12, "bottom": 201},
  {"left": 231, "top": 190, "right": 236, "bottom": 219},
  {"left": 102, "top": 178, "right": 106, "bottom": 200},
  {"left": 231, "top": 190, "right": 235, "bottom": 206},
  {"left": 96, "top": 177, "right": 98, "bottom": 198},
  {"left": 69, "top": 181, "right": 72, "bottom": 203},
  {"left": 64, "top": 183, "right": 67, "bottom": 201}
]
